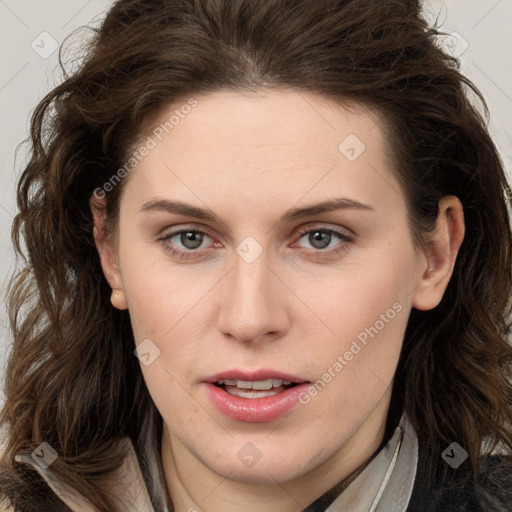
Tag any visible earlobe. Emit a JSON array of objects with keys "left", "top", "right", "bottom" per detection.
[
  {"left": 90, "top": 195, "right": 128, "bottom": 311},
  {"left": 412, "top": 196, "right": 465, "bottom": 311},
  {"left": 110, "top": 288, "right": 128, "bottom": 310}
]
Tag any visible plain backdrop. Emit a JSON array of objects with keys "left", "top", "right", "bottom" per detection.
[{"left": 0, "top": 0, "right": 511, "bottom": 409}]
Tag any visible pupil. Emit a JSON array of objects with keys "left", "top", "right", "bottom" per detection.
[
  {"left": 181, "top": 232, "right": 203, "bottom": 249},
  {"left": 309, "top": 231, "right": 330, "bottom": 249}
]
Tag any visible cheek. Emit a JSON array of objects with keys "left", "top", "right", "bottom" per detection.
[
  {"left": 292, "top": 247, "right": 414, "bottom": 406},
  {"left": 119, "top": 244, "right": 214, "bottom": 341},
  {"left": 141, "top": 362, "right": 204, "bottom": 441},
  {"left": 296, "top": 248, "right": 414, "bottom": 344},
  {"left": 120, "top": 251, "right": 216, "bottom": 408}
]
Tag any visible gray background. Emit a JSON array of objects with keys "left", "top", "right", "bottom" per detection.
[{"left": 1, "top": 0, "right": 511, "bottom": 408}]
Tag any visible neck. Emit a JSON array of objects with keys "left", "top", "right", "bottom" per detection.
[{"left": 161, "top": 397, "right": 390, "bottom": 512}]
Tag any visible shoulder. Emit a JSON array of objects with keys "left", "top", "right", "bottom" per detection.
[
  {"left": 473, "top": 454, "right": 512, "bottom": 508},
  {"left": 408, "top": 454, "right": 512, "bottom": 512},
  {"left": 0, "top": 449, "right": 13, "bottom": 512},
  {"left": 0, "top": 500, "right": 14, "bottom": 512}
]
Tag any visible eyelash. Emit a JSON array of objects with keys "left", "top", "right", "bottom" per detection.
[{"left": 158, "top": 226, "right": 353, "bottom": 260}]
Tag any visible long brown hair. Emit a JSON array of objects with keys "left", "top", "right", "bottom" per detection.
[{"left": 1, "top": 0, "right": 511, "bottom": 510}]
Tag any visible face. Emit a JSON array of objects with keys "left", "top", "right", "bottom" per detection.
[{"left": 99, "top": 89, "right": 433, "bottom": 486}]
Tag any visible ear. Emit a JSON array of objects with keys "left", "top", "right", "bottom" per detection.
[
  {"left": 412, "top": 195, "right": 465, "bottom": 311},
  {"left": 90, "top": 194, "right": 128, "bottom": 310}
]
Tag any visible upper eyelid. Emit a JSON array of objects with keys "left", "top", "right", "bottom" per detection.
[
  {"left": 295, "top": 225, "right": 353, "bottom": 238},
  {"left": 160, "top": 223, "right": 350, "bottom": 237}
]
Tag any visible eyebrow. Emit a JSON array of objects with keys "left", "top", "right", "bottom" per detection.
[{"left": 140, "top": 197, "right": 374, "bottom": 224}]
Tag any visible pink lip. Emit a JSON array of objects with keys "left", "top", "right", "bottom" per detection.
[
  {"left": 204, "top": 369, "right": 307, "bottom": 384},
  {"left": 203, "top": 369, "right": 310, "bottom": 423}
]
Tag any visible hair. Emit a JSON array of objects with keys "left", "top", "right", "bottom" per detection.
[{"left": 1, "top": 0, "right": 511, "bottom": 510}]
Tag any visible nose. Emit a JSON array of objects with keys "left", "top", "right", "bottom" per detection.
[{"left": 216, "top": 249, "right": 290, "bottom": 344}]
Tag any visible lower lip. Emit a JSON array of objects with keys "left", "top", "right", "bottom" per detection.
[{"left": 204, "top": 382, "right": 310, "bottom": 423}]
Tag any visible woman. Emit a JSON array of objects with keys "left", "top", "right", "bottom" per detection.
[{"left": 1, "top": 0, "right": 511, "bottom": 510}]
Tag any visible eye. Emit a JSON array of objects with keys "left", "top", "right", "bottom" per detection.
[
  {"left": 173, "top": 230, "right": 209, "bottom": 250},
  {"left": 159, "top": 228, "right": 216, "bottom": 259},
  {"left": 293, "top": 227, "right": 352, "bottom": 255}
]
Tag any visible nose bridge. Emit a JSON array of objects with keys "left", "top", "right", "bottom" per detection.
[{"left": 217, "top": 247, "right": 286, "bottom": 343}]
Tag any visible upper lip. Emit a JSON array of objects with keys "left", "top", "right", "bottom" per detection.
[{"left": 204, "top": 369, "right": 309, "bottom": 384}]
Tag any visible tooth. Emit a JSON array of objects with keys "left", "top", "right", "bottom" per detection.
[
  {"left": 218, "top": 379, "right": 291, "bottom": 389},
  {"left": 236, "top": 380, "right": 253, "bottom": 389},
  {"left": 251, "top": 379, "right": 274, "bottom": 390}
]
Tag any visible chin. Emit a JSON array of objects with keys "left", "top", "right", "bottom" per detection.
[
  {"left": 226, "top": 464, "right": 306, "bottom": 485},
  {"left": 201, "top": 449, "right": 313, "bottom": 484}
]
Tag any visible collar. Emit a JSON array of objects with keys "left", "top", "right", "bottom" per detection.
[
  {"left": 15, "top": 414, "right": 418, "bottom": 512},
  {"left": 320, "top": 413, "right": 419, "bottom": 512},
  {"left": 15, "top": 437, "right": 159, "bottom": 512}
]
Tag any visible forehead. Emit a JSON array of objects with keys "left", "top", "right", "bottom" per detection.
[
  {"left": 122, "top": 89, "right": 403, "bottom": 217},
  {"left": 144, "top": 89, "right": 386, "bottom": 158}
]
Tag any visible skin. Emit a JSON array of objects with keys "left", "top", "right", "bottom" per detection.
[{"left": 91, "top": 89, "right": 465, "bottom": 512}]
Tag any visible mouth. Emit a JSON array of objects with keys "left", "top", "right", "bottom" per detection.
[{"left": 203, "top": 370, "right": 310, "bottom": 422}]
